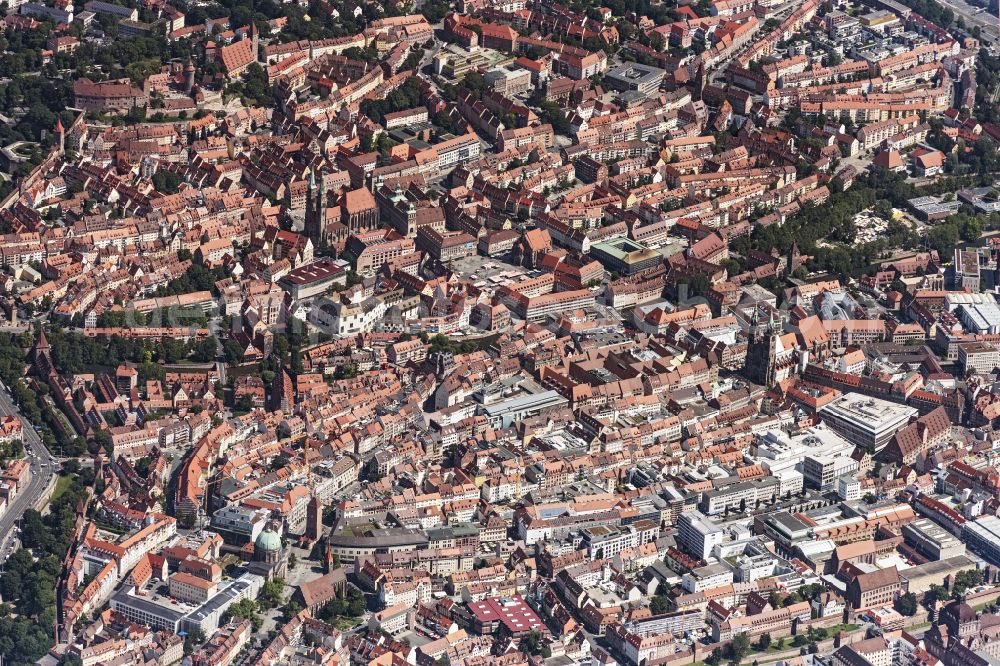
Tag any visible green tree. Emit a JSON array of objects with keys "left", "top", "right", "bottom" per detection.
[
  {"left": 519, "top": 629, "right": 549, "bottom": 658},
  {"left": 925, "top": 583, "right": 949, "bottom": 606},
  {"left": 222, "top": 598, "right": 262, "bottom": 630},
  {"left": 895, "top": 592, "right": 918, "bottom": 616},
  {"left": 729, "top": 633, "right": 752, "bottom": 662},
  {"left": 952, "top": 569, "right": 985, "bottom": 597},
  {"left": 184, "top": 628, "right": 206, "bottom": 654},
  {"left": 259, "top": 578, "right": 286, "bottom": 610},
  {"left": 282, "top": 600, "right": 303, "bottom": 622}
]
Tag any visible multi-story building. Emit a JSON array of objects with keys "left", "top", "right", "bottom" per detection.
[
  {"left": 277, "top": 258, "right": 347, "bottom": 301},
  {"left": 677, "top": 510, "right": 724, "bottom": 561},
  {"left": 803, "top": 454, "right": 859, "bottom": 490},
  {"left": 168, "top": 572, "right": 218, "bottom": 604},
  {"left": 581, "top": 521, "right": 658, "bottom": 560},
  {"left": 963, "top": 515, "right": 1000, "bottom": 565},
  {"left": 903, "top": 518, "right": 966, "bottom": 561},
  {"left": 383, "top": 107, "right": 429, "bottom": 130},
  {"left": 111, "top": 572, "right": 263, "bottom": 634},
  {"left": 353, "top": 234, "right": 416, "bottom": 278},
  {"left": 713, "top": 601, "right": 811, "bottom": 641},
  {"left": 846, "top": 567, "right": 901, "bottom": 610},
  {"left": 309, "top": 296, "right": 388, "bottom": 337},
  {"left": 959, "top": 341, "right": 1000, "bottom": 376},
  {"left": 484, "top": 67, "right": 532, "bottom": 96},
  {"left": 699, "top": 476, "right": 780, "bottom": 515},
  {"left": 681, "top": 562, "right": 734, "bottom": 593},
  {"left": 818, "top": 394, "right": 916, "bottom": 451},
  {"left": 951, "top": 248, "right": 982, "bottom": 291},
  {"left": 604, "top": 63, "right": 666, "bottom": 96},
  {"left": 415, "top": 227, "right": 477, "bottom": 263},
  {"left": 589, "top": 237, "right": 662, "bottom": 276}
]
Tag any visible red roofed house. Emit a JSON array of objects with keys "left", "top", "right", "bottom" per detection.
[
  {"left": 873, "top": 148, "right": 905, "bottom": 172},
  {"left": 0, "top": 415, "right": 23, "bottom": 444},
  {"left": 911, "top": 147, "right": 945, "bottom": 177}
]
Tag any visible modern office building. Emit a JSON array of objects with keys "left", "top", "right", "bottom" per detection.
[
  {"left": 803, "top": 454, "right": 859, "bottom": 490},
  {"left": 590, "top": 237, "right": 662, "bottom": 276},
  {"left": 963, "top": 515, "right": 1000, "bottom": 565},
  {"left": 604, "top": 63, "right": 666, "bottom": 96},
  {"left": 699, "top": 476, "right": 780, "bottom": 515},
  {"left": 677, "top": 510, "right": 724, "bottom": 561},
  {"left": 480, "top": 390, "right": 569, "bottom": 428},
  {"left": 209, "top": 506, "right": 271, "bottom": 546},
  {"left": 111, "top": 572, "right": 263, "bottom": 634},
  {"left": 903, "top": 518, "right": 966, "bottom": 561},
  {"left": 959, "top": 341, "right": 1000, "bottom": 375},
  {"left": 759, "top": 511, "right": 814, "bottom": 554},
  {"left": 818, "top": 393, "right": 916, "bottom": 451},
  {"left": 951, "top": 248, "right": 981, "bottom": 292}
]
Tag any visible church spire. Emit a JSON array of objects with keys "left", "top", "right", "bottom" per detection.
[{"left": 36, "top": 327, "right": 49, "bottom": 352}]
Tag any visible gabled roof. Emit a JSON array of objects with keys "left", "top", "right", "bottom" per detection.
[{"left": 218, "top": 38, "right": 255, "bottom": 74}]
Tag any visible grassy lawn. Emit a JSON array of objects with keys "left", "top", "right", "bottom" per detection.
[
  {"left": 94, "top": 519, "right": 126, "bottom": 535},
  {"left": 332, "top": 616, "right": 362, "bottom": 631},
  {"left": 748, "top": 625, "right": 862, "bottom": 659},
  {"left": 825, "top": 623, "right": 860, "bottom": 634},
  {"left": 50, "top": 474, "right": 73, "bottom": 502}
]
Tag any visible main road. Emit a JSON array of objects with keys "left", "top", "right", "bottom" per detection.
[{"left": 0, "top": 379, "right": 59, "bottom": 561}]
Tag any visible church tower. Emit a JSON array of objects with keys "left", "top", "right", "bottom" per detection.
[
  {"left": 306, "top": 495, "right": 323, "bottom": 542},
  {"left": 787, "top": 242, "right": 802, "bottom": 275},
  {"left": 251, "top": 21, "right": 259, "bottom": 62},
  {"left": 54, "top": 118, "right": 65, "bottom": 156},
  {"left": 306, "top": 170, "right": 316, "bottom": 233},
  {"left": 305, "top": 170, "right": 328, "bottom": 243},
  {"left": 744, "top": 307, "right": 782, "bottom": 387},
  {"left": 184, "top": 58, "right": 196, "bottom": 93}
]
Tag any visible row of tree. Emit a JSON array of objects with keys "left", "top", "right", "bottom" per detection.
[{"left": 0, "top": 464, "right": 95, "bottom": 665}]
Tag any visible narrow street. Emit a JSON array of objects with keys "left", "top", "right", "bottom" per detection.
[{"left": 0, "top": 380, "right": 59, "bottom": 562}]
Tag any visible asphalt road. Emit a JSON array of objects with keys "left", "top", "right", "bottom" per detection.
[
  {"left": 0, "top": 380, "right": 58, "bottom": 562},
  {"left": 940, "top": 0, "right": 999, "bottom": 43}
]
